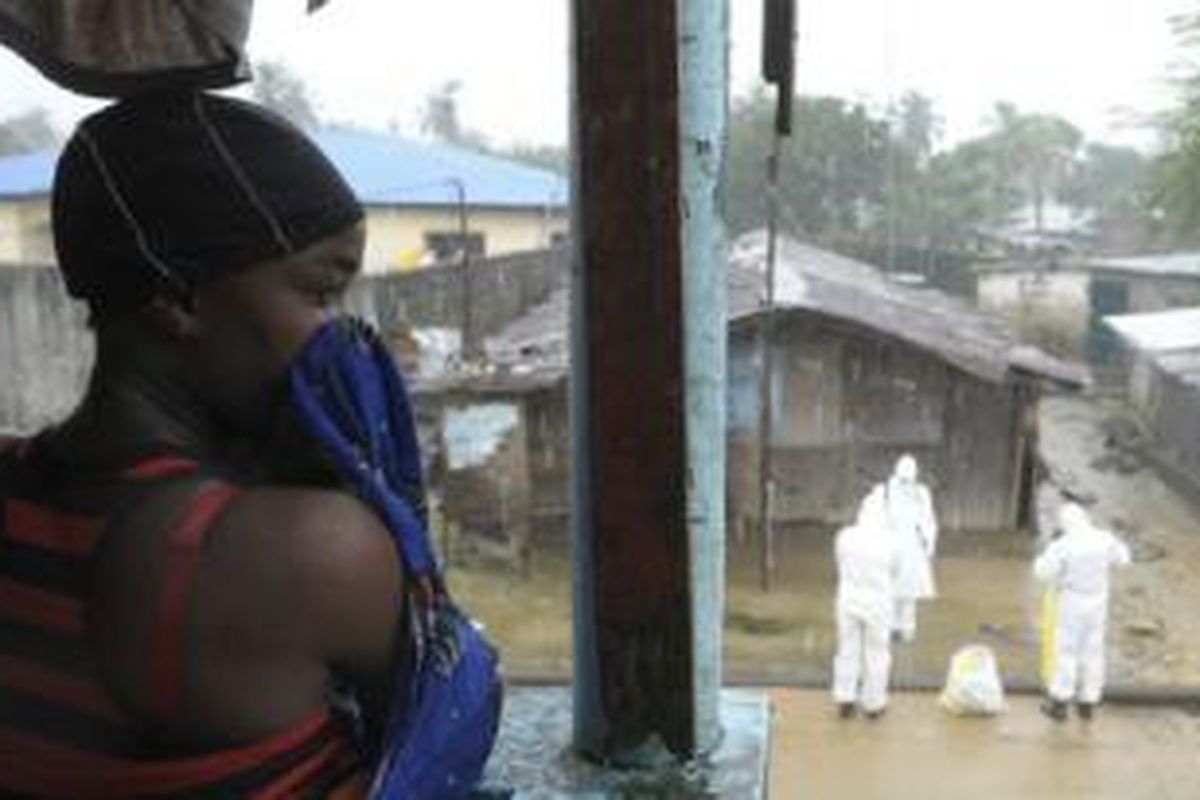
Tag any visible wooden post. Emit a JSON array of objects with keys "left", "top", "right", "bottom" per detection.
[{"left": 570, "top": 0, "right": 727, "bottom": 762}]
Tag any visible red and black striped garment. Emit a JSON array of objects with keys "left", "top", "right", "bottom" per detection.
[{"left": 0, "top": 440, "right": 365, "bottom": 798}]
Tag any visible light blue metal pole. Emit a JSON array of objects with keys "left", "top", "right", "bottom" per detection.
[{"left": 680, "top": 0, "right": 729, "bottom": 754}]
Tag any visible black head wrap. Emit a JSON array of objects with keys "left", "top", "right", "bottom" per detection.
[{"left": 52, "top": 91, "right": 363, "bottom": 318}]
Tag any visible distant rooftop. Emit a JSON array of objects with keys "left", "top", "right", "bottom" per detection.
[
  {"left": 1086, "top": 253, "right": 1200, "bottom": 278},
  {"left": 1105, "top": 307, "right": 1200, "bottom": 354},
  {"left": 976, "top": 251, "right": 1200, "bottom": 279},
  {"left": 992, "top": 202, "right": 1095, "bottom": 237},
  {"left": 313, "top": 128, "right": 566, "bottom": 209},
  {"left": 1104, "top": 307, "right": 1200, "bottom": 387},
  {"left": 971, "top": 203, "right": 1095, "bottom": 256},
  {"left": 0, "top": 127, "right": 568, "bottom": 210},
  {"left": 0, "top": 150, "right": 54, "bottom": 198},
  {"left": 484, "top": 233, "right": 1088, "bottom": 390},
  {"left": 727, "top": 233, "right": 1086, "bottom": 387}
]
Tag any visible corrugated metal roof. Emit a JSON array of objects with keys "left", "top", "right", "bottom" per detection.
[
  {"left": 313, "top": 128, "right": 567, "bottom": 208},
  {"left": 973, "top": 260, "right": 1088, "bottom": 275},
  {"left": 727, "top": 233, "right": 1086, "bottom": 386},
  {"left": 483, "top": 233, "right": 1089, "bottom": 389},
  {"left": 1104, "top": 307, "right": 1200, "bottom": 354},
  {"left": 1086, "top": 252, "right": 1200, "bottom": 278},
  {"left": 1104, "top": 308, "right": 1200, "bottom": 387},
  {"left": 414, "top": 368, "right": 564, "bottom": 396},
  {"left": 0, "top": 128, "right": 568, "bottom": 209},
  {"left": 485, "top": 286, "right": 572, "bottom": 373},
  {"left": 976, "top": 252, "right": 1200, "bottom": 279},
  {"left": 0, "top": 150, "right": 56, "bottom": 198}
]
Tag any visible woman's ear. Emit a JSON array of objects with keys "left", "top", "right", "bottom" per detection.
[{"left": 142, "top": 294, "right": 201, "bottom": 339}]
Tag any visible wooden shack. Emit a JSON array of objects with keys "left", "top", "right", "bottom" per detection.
[
  {"left": 426, "top": 234, "right": 1087, "bottom": 548},
  {"left": 725, "top": 235, "right": 1086, "bottom": 533}
]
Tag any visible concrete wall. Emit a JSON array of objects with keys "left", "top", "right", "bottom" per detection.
[
  {"left": 0, "top": 203, "right": 20, "bottom": 262},
  {"left": 978, "top": 265, "right": 1200, "bottom": 367},
  {"left": 350, "top": 246, "right": 567, "bottom": 338},
  {"left": 1140, "top": 365, "right": 1200, "bottom": 494},
  {"left": 0, "top": 196, "right": 568, "bottom": 278},
  {"left": 1124, "top": 273, "right": 1200, "bottom": 314},
  {"left": 415, "top": 389, "right": 550, "bottom": 569},
  {"left": 1128, "top": 355, "right": 1156, "bottom": 415},
  {"left": 0, "top": 266, "right": 93, "bottom": 433},
  {"left": 976, "top": 268, "right": 1090, "bottom": 359},
  {"left": 0, "top": 248, "right": 566, "bottom": 434},
  {"left": 0, "top": 199, "right": 54, "bottom": 264}
]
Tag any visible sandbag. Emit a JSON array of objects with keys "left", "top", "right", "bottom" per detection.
[{"left": 939, "top": 644, "right": 1006, "bottom": 716}]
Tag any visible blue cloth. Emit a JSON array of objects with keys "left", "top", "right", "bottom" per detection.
[{"left": 289, "top": 317, "right": 502, "bottom": 799}]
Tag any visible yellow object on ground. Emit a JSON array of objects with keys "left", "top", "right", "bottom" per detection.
[{"left": 1040, "top": 587, "right": 1058, "bottom": 688}]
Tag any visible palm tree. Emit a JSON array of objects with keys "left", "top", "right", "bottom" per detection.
[{"left": 988, "top": 103, "right": 1082, "bottom": 235}]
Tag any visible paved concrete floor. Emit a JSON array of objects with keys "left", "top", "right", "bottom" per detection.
[{"left": 769, "top": 688, "right": 1200, "bottom": 800}]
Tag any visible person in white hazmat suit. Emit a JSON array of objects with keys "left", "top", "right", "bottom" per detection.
[
  {"left": 880, "top": 455, "right": 938, "bottom": 642},
  {"left": 832, "top": 493, "right": 901, "bottom": 719},
  {"left": 1034, "top": 502, "right": 1131, "bottom": 721}
]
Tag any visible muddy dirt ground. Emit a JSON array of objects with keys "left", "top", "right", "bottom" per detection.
[
  {"left": 770, "top": 688, "right": 1200, "bottom": 800},
  {"left": 446, "top": 390, "right": 1200, "bottom": 798},
  {"left": 451, "top": 392, "right": 1200, "bottom": 692},
  {"left": 723, "top": 391, "right": 1200, "bottom": 688},
  {"left": 1039, "top": 393, "right": 1200, "bottom": 688}
]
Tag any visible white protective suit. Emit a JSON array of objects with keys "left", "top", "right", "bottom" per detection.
[
  {"left": 881, "top": 455, "right": 938, "bottom": 640},
  {"left": 832, "top": 494, "right": 900, "bottom": 713},
  {"left": 1034, "top": 503, "right": 1131, "bottom": 704}
]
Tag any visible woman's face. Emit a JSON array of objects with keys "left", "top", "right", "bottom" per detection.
[{"left": 183, "top": 222, "right": 366, "bottom": 437}]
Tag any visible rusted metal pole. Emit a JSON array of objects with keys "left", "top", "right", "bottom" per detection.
[
  {"left": 756, "top": 0, "right": 796, "bottom": 593},
  {"left": 450, "top": 177, "right": 474, "bottom": 363},
  {"left": 756, "top": 134, "right": 781, "bottom": 593}
]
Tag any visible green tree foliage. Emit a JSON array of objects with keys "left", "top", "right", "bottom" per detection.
[
  {"left": 723, "top": 91, "right": 889, "bottom": 238},
  {"left": 502, "top": 143, "right": 568, "bottom": 174},
  {"left": 995, "top": 106, "right": 1083, "bottom": 234},
  {"left": 1153, "top": 10, "right": 1200, "bottom": 242},
  {"left": 251, "top": 60, "right": 320, "bottom": 129},
  {"left": 420, "top": 80, "right": 489, "bottom": 150},
  {"left": 1064, "top": 143, "right": 1156, "bottom": 249},
  {"left": 922, "top": 137, "right": 1013, "bottom": 247},
  {"left": 418, "top": 81, "right": 564, "bottom": 174},
  {"left": 724, "top": 90, "right": 1148, "bottom": 255},
  {"left": 420, "top": 80, "right": 465, "bottom": 142},
  {"left": 885, "top": 92, "right": 942, "bottom": 252},
  {"left": 0, "top": 109, "right": 59, "bottom": 155}
]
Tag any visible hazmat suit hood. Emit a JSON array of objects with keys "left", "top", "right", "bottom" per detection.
[
  {"left": 856, "top": 489, "right": 888, "bottom": 532},
  {"left": 893, "top": 454, "right": 919, "bottom": 484},
  {"left": 1058, "top": 502, "right": 1094, "bottom": 539}
]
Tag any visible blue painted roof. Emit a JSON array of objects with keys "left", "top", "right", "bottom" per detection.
[
  {"left": 312, "top": 128, "right": 567, "bottom": 209},
  {"left": 0, "top": 127, "right": 568, "bottom": 209},
  {"left": 0, "top": 150, "right": 57, "bottom": 198}
]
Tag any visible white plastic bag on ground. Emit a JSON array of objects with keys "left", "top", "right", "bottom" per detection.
[{"left": 939, "top": 644, "right": 1006, "bottom": 716}]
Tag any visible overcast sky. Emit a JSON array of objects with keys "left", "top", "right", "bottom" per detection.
[{"left": 0, "top": 0, "right": 1194, "bottom": 152}]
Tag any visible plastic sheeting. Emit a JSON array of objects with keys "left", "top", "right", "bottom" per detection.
[{"left": 0, "top": 1, "right": 327, "bottom": 97}]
